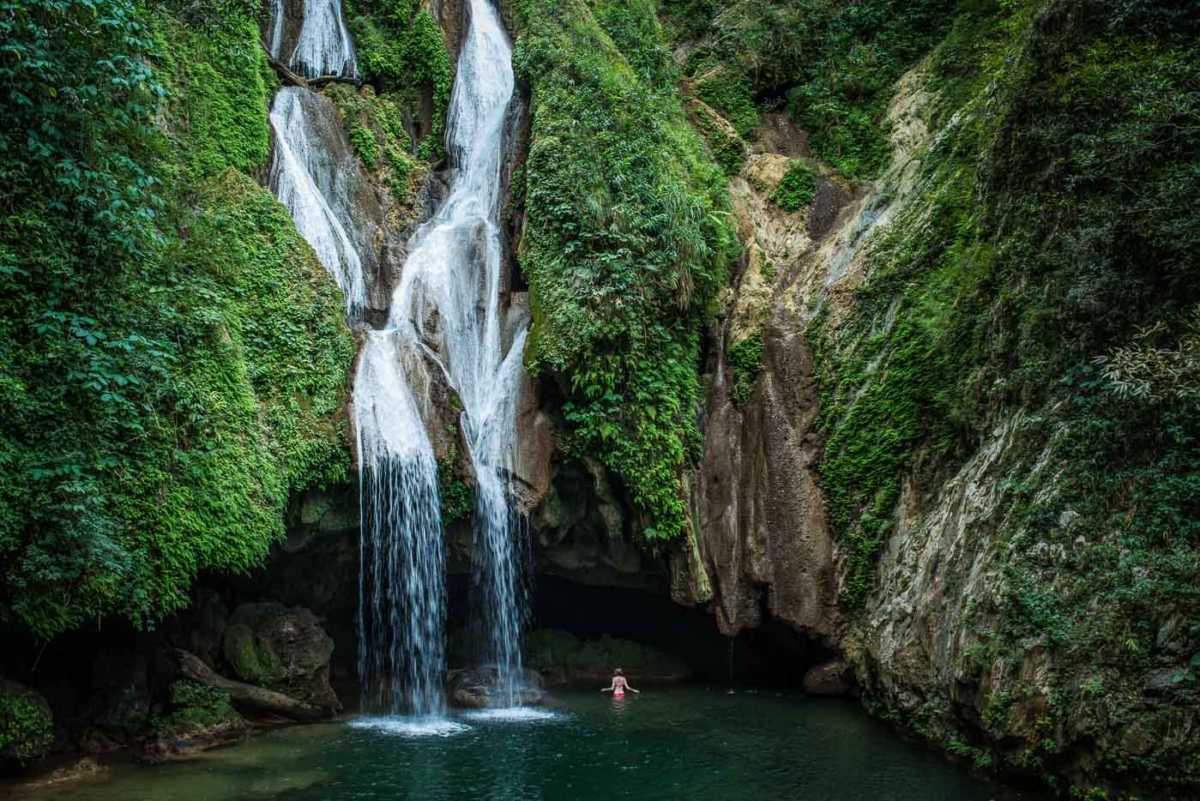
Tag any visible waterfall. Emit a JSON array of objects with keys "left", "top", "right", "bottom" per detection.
[
  {"left": 386, "top": 0, "right": 526, "bottom": 706},
  {"left": 354, "top": 332, "right": 447, "bottom": 715},
  {"left": 268, "top": 87, "right": 368, "bottom": 317},
  {"left": 267, "top": 0, "right": 527, "bottom": 718},
  {"left": 267, "top": 0, "right": 358, "bottom": 79}
]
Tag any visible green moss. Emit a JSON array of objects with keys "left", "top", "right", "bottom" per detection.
[
  {"left": 349, "top": 122, "right": 379, "bottom": 168},
  {"left": 694, "top": 68, "right": 758, "bottom": 138},
  {"left": 690, "top": 99, "right": 747, "bottom": 176},
  {"left": 812, "top": 1, "right": 1200, "bottom": 790},
  {"left": 665, "top": 0, "right": 956, "bottom": 178},
  {"left": 0, "top": 684, "right": 53, "bottom": 765},
  {"left": 152, "top": 11, "right": 272, "bottom": 182},
  {"left": 156, "top": 680, "right": 240, "bottom": 736},
  {"left": 511, "top": 0, "right": 738, "bottom": 543},
  {"left": 324, "top": 71, "right": 428, "bottom": 225},
  {"left": 770, "top": 159, "right": 817, "bottom": 211},
  {"left": 438, "top": 463, "right": 472, "bottom": 525},
  {"left": 727, "top": 333, "right": 763, "bottom": 406},
  {"left": 223, "top": 623, "right": 283, "bottom": 685}
]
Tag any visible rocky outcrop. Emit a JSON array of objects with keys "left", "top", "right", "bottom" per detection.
[
  {"left": 177, "top": 650, "right": 333, "bottom": 723},
  {"left": 671, "top": 153, "right": 858, "bottom": 640},
  {"left": 802, "top": 659, "right": 853, "bottom": 697},
  {"left": 532, "top": 459, "right": 668, "bottom": 593},
  {"left": 222, "top": 603, "right": 340, "bottom": 714},
  {"left": 138, "top": 677, "right": 249, "bottom": 762},
  {"left": 524, "top": 629, "right": 690, "bottom": 686}
]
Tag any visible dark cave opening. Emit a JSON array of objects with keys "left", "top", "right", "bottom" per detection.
[{"left": 522, "top": 575, "right": 833, "bottom": 687}]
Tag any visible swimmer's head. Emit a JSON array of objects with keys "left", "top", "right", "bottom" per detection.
[{"left": 615, "top": 668, "right": 623, "bottom": 675}]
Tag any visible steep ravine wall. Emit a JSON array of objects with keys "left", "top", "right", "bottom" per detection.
[
  {"left": 665, "top": 2, "right": 1200, "bottom": 797},
  {"left": 671, "top": 64, "right": 934, "bottom": 643}
]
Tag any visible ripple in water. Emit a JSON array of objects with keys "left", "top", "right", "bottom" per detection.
[
  {"left": 460, "top": 707, "right": 563, "bottom": 723},
  {"left": 348, "top": 716, "right": 470, "bottom": 738}
]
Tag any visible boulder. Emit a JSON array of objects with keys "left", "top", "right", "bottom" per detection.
[
  {"left": 803, "top": 659, "right": 854, "bottom": 697},
  {"left": 448, "top": 667, "right": 545, "bottom": 709},
  {"left": 138, "top": 681, "right": 247, "bottom": 763},
  {"left": 0, "top": 680, "right": 54, "bottom": 767},
  {"left": 222, "top": 603, "right": 340, "bottom": 713}
]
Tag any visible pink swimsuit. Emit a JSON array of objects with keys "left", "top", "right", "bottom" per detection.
[{"left": 613, "top": 687, "right": 625, "bottom": 698}]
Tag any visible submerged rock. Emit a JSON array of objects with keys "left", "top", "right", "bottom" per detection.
[
  {"left": 447, "top": 667, "right": 545, "bottom": 709},
  {"left": 22, "top": 756, "right": 107, "bottom": 787},
  {"left": 222, "top": 603, "right": 340, "bottom": 713}
]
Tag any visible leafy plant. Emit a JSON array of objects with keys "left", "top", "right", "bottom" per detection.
[
  {"left": 511, "top": 0, "right": 738, "bottom": 542},
  {"left": 770, "top": 160, "right": 817, "bottom": 211}
]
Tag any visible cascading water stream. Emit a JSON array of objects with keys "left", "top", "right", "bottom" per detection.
[
  {"left": 268, "top": 87, "right": 367, "bottom": 317},
  {"left": 267, "top": 0, "right": 527, "bottom": 718},
  {"left": 266, "top": 0, "right": 358, "bottom": 79},
  {"left": 378, "top": 0, "right": 528, "bottom": 708}
]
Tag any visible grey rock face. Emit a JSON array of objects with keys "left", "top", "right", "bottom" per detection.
[{"left": 803, "top": 659, "right": 853, "bottom": 696}]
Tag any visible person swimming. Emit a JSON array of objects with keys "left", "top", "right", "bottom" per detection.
[{"left": 601, "top": 668, "right": 640, "bottom": 698}]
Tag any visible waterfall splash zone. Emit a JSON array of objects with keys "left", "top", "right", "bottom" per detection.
[{"left": 356, "top": 454, "right": 447, "bottom": 716}]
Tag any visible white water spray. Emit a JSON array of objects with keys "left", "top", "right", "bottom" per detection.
[
  {"left": 384, "top": 0, "right": 527, "bottom": 706},
  {"left": 268, "top": 87, "right": 368, "bottom": 317}
]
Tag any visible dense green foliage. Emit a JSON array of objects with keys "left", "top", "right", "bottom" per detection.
[
  {"left": 816, "top": 0, "right": 1199, "bottom": 603},
  {"left": 512, "top": 0, "right": 738, "bottom": 542},
  {"left": 0, "top": 1, "right": 353, "bottom": 639},
  {"left": 0, "top": 683, "right": 53, "bottom": 765},
  {"left": 726, "top": 333, "right": 763, "bottom": 406},
  {"left": 344, "top": 0, "right": 453, "bottom": 162},
  {"left": 769, "top": 159, "right": 817, "bottom": 211},
  {"left": 663, "top": 0, "right": 955, "bottom": 177}
]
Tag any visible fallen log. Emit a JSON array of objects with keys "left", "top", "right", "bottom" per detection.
[
  {"left": 260, "top": 41, "right": 362, "bottom": 90},
  {"left": 174, "top": 649, "right": 332, "bottom": 723}
]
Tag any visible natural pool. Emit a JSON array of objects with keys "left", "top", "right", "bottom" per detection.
[{"left": 13, "top": 688, "right": 1044, "bottom": 801}]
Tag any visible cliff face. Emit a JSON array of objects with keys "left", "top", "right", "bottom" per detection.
[{"left": 664, "top": 2, "right": 1200, "bottom": 797}]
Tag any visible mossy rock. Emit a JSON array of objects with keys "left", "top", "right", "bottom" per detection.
[
  {"left": 140, "top": 681, "right": 247, "bottom": 762},
  {"left": 222, "top": 603, "right": 339, "bottom": 712},
  {"left": 0, "top": 680, "right": 54, "bottom": 766},
  {"left": 223, "top": 623, "right": 285, "bottom": 686},
  {"left": 157, "top": 681, "right": 242, "bottom": 738}
]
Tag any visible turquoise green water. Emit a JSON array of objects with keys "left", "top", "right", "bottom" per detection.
[{"left": 14, "top": 689, "right": 1043, "bottom": 801}]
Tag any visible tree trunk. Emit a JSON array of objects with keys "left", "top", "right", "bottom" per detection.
[{"left": 174, "top": 649, "right": 334, "bottom": 723}]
